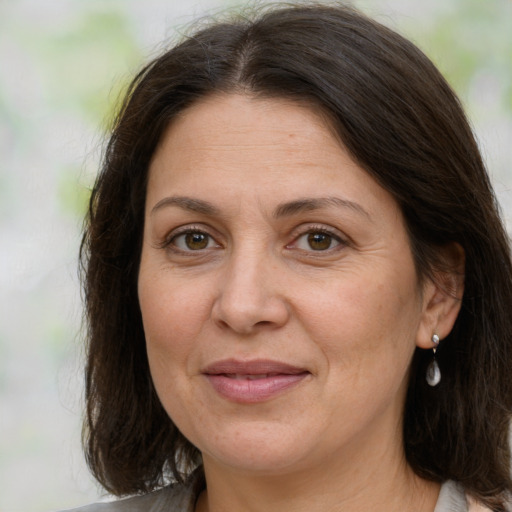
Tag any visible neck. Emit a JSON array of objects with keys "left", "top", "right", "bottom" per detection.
[{"left": 195, "top": 437, "right": 440, "bottom": 512}]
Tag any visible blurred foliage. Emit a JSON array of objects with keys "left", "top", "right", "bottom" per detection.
[
  {"left": 23, "top": 7, "right": 143, "bottom": 126},
  {"left": 0, "top": 87, "right": 18, "bottom": 221},
  {"left": 408, "top": 0, "right": 512, "bottom": 113},
  {"left": 1, "top": 4, "right": 144, "bottom": 220},
  {"left": 0, "top": 333, "right": 7, "bottom": 392},
  {"left": 58, "top": 165, "right": 91, "bottom": 217}
]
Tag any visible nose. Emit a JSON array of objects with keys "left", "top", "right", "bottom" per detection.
[{"left": 211, "top": 250, "right": 290, "bottom": 335}]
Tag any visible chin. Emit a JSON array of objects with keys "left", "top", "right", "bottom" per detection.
[
  {"left": 189, "top": 420, "right": 326, "bottom": 475},
  {"left": 202, "top": 447, "right": 309, "bottom": 476}
]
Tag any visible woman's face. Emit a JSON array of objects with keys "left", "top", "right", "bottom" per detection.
[{"left": 138, "top": 94, "right": 433, "bottom": 476}]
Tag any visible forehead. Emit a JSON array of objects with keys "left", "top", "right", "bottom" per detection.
[
  {"left": 155, "top": 93, "right": 339, "bottom": 155},
  {"left": 149, "top": 94, "right": 351, "bottom": 179},
  {"left": 146, "top": 93, "right": 399, "bottom": 223}
]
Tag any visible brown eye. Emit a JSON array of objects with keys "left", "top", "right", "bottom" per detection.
[
  {"left": 292, "top": 230, "right": 342, "bottom": 252},
  {"left": 307, "top": 232, "right": 334, "bottom": 250},
  {"left": 172, "top": 231, "right": 216, "bottom": 251},
  {"left": 185, "top": 232, "right": 209, "bottom": 250}
]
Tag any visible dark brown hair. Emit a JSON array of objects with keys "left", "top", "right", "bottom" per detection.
[{"left": 80, "top": 3, "right": 512, "bottom": 509}]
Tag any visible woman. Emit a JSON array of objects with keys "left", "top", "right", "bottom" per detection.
[{"left": 73, "top": 3, "right": 512, "bottom": 511}]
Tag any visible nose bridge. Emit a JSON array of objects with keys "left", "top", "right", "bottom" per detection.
[{"left": 212, "top": 240, "right": 288, "bottom": 333}]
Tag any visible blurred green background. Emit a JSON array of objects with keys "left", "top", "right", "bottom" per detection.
[{"left": 0, "top": 0, "right": 510, "bottom": 510}]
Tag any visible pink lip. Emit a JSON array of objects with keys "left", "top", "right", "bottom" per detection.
[{"left": 202, "top": 359, "right": 310, "bottom": 404}]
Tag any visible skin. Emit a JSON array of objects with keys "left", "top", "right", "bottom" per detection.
[{"left": 138, "top": 94, "right": 463, "bottom": 512}]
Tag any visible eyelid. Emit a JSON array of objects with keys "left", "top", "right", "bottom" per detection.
[
  {"left": 157, "top": 224, "right": 221, "bottom": 251},
  {"left": 155, "top": 222, "right": 349, "bottom": 253},
  {"left": 286, "top": 223, "right": 349, "bottom": 251}
]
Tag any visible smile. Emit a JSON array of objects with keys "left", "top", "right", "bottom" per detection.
[
  {"left": 202, "top": 359, "right": 310, "bottom": 403},
  {"left": 226, "top": 373, "right": 280, "bottom": 380}
]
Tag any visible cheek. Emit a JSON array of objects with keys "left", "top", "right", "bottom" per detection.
[
  {"left": 296, "top": 269, "right": 421, "bottom": 375},
  {"left": 316, "top": 280, "right": 420, "bottom": 426},
  {"left": 138, "top": 274, "right": 206, "bottom": 419},
  {"left": 138, "top": 271, "right": 212, "bottom": 366}
]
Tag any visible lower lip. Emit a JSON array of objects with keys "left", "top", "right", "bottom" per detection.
[{"left": 205, "top": 373, "right": 309, "bottom": 403}]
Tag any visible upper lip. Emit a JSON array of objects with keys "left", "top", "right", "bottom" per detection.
[{"left": 202, "top": 359, "right": 309, "bottom": 375}]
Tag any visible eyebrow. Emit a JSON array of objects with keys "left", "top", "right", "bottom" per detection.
[
  {"left": 151, "top": 196, "right": 220, "bottom": 216},
  {"left": 273, "top": 197, "right": 371, "bottom": 220},
  {"left": 150, "top": 195, "right": 370, "bottom": 220}
]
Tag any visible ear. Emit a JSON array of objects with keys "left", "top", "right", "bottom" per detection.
[{"left": 416, "top": 243, "right": 465, "bottom": 349}]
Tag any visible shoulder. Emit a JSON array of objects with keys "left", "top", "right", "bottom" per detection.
[
  {"left": 436, "top": 481, "right": 512, "bottom": 512},
  {"left": 435, "top": 481, "right": 469, "bottom": 512},
  {"left": 59, "top": 480, "right": 197, "bottom": 512}
]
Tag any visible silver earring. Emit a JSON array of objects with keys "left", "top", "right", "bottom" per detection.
[{"left": 426, "top": 333, "right": 441, "bottom": 387}]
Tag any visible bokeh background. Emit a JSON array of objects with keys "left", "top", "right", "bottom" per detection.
[{"left": 0, "top": 0, "right": 511, "bottom": 510}]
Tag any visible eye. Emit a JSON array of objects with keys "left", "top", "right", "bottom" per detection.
[
  {"left": 171, "top": 230, "right": 218, "bottom": 251},
  {"left": 293, "top": 230, "right": 342, "bottom": 251}
]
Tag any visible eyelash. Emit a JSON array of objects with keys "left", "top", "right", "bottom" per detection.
[
  {"left": 160, "top": 225, "right": 220, "bottom": 253},
  {"left": 288, "top": 225, "right": 347, "bottom": 253},
  {"left": 159, "top": 224, "right": 348, "bottom": 254}
]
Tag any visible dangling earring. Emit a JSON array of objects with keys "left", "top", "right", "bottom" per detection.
[{"left": 426, "top": 333, "right": 441, "bottom": 387}]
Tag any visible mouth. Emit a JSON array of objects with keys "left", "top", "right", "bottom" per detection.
[
  {"left": 202, "top": 359, "right": 310, "bottom": 403},
  {"left": 224, "top": 373, "right": 285, "bottom": 380}
]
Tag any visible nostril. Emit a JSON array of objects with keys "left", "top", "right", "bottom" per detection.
[{"left": 255, "top": 320, "right": 273, "bottom": 327}]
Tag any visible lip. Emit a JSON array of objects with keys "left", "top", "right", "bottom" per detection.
[{"left": 202, "top": 359, "right": 310, "bottom": 404}]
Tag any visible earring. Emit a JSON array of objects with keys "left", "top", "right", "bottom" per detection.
[{"left": 426, "top": 333, "right": 441, "bottom": 387}]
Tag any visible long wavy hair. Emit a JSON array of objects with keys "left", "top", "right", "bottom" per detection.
[{"left": 80, "top": 3, "right": 512, "bottom": 509}]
